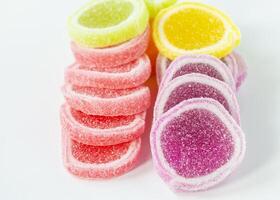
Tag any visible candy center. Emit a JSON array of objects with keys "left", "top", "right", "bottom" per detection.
[
  {"left": 78, "top": 0, "right": 133, "bottom": 29},
  {"left": 172, "top": 63, "right": 224, "bottom": 81},
  {"left": 71, "top": 139, "right": 130, "bottom": 164},
  {"left": 163, "top": 8, "right": 225, "bottom": 50},
  {"left": 161, "top": 109, "right": 234, "bottom": 178},
  {"left": 164, "top": 82, "right": 230, "bottom": 114},
  {"left": 70, "top": 108, "right": 135, "bottom": 129}
]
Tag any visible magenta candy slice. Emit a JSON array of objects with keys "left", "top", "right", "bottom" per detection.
[
  {"left": 62, "top": 84, "right": 151, "bottom": 116},
  {"left": 154, "top": 73, "right": 240, "bottom": 123},
  {"left": 150, "top": 98, "right": 246, "bottom": 192},
  {"left": 60, "top": 104, "right": 146, "bottom": 146},
  {"left": 71, "top": 27, "right": 150, "bottom": 69},
  {"left": 223, "top": 51, "right": 248, "bottom": 90},
  {"left": 62, "top": 132, "right": 141, "bottom": 179},
  {"left": 160, "top": 54, "right": 235, "bottom": 91},
  {"left": 65, "top": 54, "right": 151, "bottom": 89}
]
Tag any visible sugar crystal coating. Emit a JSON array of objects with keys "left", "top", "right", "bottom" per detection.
[
  {"left": 164, "top": 82, "right": 230, "bottom": 114},
  {"left": 161, "top": 109, "right": 234, "bottom": 178}
]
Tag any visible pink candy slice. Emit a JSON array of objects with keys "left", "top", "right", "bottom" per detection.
[
  {"left": 71, "top": 27, "right": 150, "bottom": 69},
  {"left": 62, "top": 132, "right": 141, "bottom": 179},
  {"left": 65, "top": 54, "right": 151, "bottom": 89},
  {"left": 151, "top": 98, "right": 246, "bottom": 192},
  {"left": 154, "top": 73, "right": 240, "bottom": 123},
  {"left": 62, "top": 84, "right": 151, "bottom": 116},
  {"left": 160, "top": 54, "right": 235, "bottom": 91},
  {"left": 223, "top": 51, "right": 248, "bottom": 90},
  {"left": 60, "top": 104, "right": 146, "bottom": 146}
]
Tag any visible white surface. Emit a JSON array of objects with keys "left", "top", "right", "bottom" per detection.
[{"left": 1, "top": 0, "right": 280, "bottom": 199}]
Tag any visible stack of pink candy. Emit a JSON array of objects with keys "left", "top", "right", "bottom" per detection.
[
  {"left": 60, "top": 27, "right": 152, "bottom": 179},
  {"left": 151, "top": 54, "right": 246, "bottom": 191}
]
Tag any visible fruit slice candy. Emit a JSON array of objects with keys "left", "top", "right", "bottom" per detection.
[
  {"left": 62, "top": 132, "right": 141, "bottom": 179},
  {"left": 144, "top": 0, "right": 177, "bottom": 19},
  {"left": 62, "top": 84, "right": 151, "bottom": 116},
  {"left": 153, "top": 2, "right": 241, "bottom": 60},
  {"left": 151, "top": 98, "right": 246, "bottom": 192},
  {"left": 154, "top": 73, "right": 240, "bottom": 123},
  {"left": 156, "top": 54, "right": 171, "bottom": 85},
  {"left": 65, "top": 55, "right": 151, "bottom": 89},
  {"left": 60, "top": 104, "right": 146, "bottom": 146},
  {"left": 68, "top": 0, "right": 149, "bottom": 48},
  {"left": 71, "top": 27, "right": 150, "bottom": 69},
  {"left": 223, "top": 51, "right": 248, "bottom": 90},
  {"left": 160, "top": 54, "right": 235, "bottom": 91}
]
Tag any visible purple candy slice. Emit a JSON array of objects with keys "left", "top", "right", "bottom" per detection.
[
  {"left": 156, "top": 54, "right": 171, "bottom": 85},
  {"left": 160, "top": 54, "right": 235, "bottom": 91},
  {"left": 150, "top": 98, "right": 246, "bottom": 192},
  {"left": 154, "top": 73, "right": 240, "bottom": 123}
]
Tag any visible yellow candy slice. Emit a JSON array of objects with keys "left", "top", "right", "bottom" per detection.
[
  {"left": 153, "top": 2, "right": 241, "bottom": 60},
  {"left": 68, "top": 0, "right": 149, "bottom": 48}
]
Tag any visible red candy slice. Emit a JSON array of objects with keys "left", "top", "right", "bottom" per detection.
[
  {"left": 62, "top": 132, "right": 141, "bottom": 179},
  {"left": 65, "top": 54, "right": 151, "bottom": 89},
  {"left": 62, "top": 84, "right": 151, "bottom": 116},
  {"left": 154, "top": 73, "right": 240, "bottom": 123},
  {"left": 151, "top": 98, "right": 246, "bottom": 192},
  {"left": 60, "top": 104, "right": 146, "bottom": 146},
  {"left": 71, "top": 27, "right": 150, "bottom": 69}
]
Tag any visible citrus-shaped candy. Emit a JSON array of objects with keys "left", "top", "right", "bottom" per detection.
[
  {"left": 68, "top": 0, "right": 149, "bottom": 48},
  {"left": 65, "top": 54, "right": 151, "bottom": 89},
  {"left": 144, "top": 0, "right": 177, "bottom": 19},
  {"left": 71, "top": 27, "right": 150, "bottom": 69},
  {"left": 62, "top": 132, "right": 141, "bottom": 179},
  {"left": 60, "top": 104, "right": 146, "bottom": 146},
  {"left": 62, "top": 84, "right": 151, "bottom": 116},
  {"left": 150, "top": 98, "right": 245, "bottom": 191},
  {"left": 153, "top": 2, "right": 241, "bottom": 60}
]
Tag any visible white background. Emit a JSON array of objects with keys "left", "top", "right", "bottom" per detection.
[{"left": 1, "top": 0, "right": 280, "bottom": 199}]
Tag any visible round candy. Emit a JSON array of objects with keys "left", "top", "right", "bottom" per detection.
[
  {"left": 160, "top": 54, "right": 235, "bottom": 91},
  {"left": 67, "top": 0, "right": 149, "bottom": 48},
  {"left": 156, "top": 54, "right": 171, "bottom": 85},
  {"left": 223, "top": 51, "right": 248, "bottom": 90},
  {"left": 151, "top": 98, "right": 246, "bottom": 192},
  {"left": 71, "top": 27, "right": 150, "bottom": 69},
  {"left": 144, "top": 0, "right": 177, "bottom": 19},
  {"left": 154, "top": 73, "right": 240, "bottom": 123},
  {"left": 65, "top": 54, "right": 151, "bottom": 89},
  {"left": 62, "top": 84, "right": 151, "bottom": 116},
  {"left": 62, "top": 132, "right": 141, "bottom": 179},
  {"left": 153, "top": 2, "right": 241, "bottom": 60},
  {"left": 60, "top": 104, "right": 146, "bottom": 146}
]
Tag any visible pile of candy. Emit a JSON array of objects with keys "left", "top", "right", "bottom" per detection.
[
  {"left": 60, "top": 0, "right": 152, "bottom": 179},
  {"left": 60, "top": 0, "right": 248, "bottom": 192},
  {"left": 151, "top": 2, "right": 247, "bottom": 192}
]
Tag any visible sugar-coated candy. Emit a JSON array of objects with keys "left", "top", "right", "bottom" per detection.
[
  {"left": 62, "top": 84, "right": 151, "bottom": 116},
  {"left": 71, "top": 27, "right": 150, "bottom": 69},
  {"left": 62, "top": 132, "right": 141, "bottom": 179},
  {"left": 65, "top": 55, "right": 151, "bottom": 89},
  {"left": 153, "top": 2, "right": 241, "bottom": 60},
  {"left": 60, "top": 104, "right": 146, "bottom": 146},
  {"left": 144, "top": 0, "right": 177, "bottom": 19},
  {"left": 223, "top": 51, "right": 248, "bottom": 90},
  {"left": 156, "top": 54, "right": 171, "bottom": 85},
  {"left": 160, "top": 54, "right": 235, "bottom": 91},
  {"left": 150, "top": 98, "right": 246, "bottom": 192},
  {"left": 154, "top": 73, "right": 240, "bottom": 123},
  {"left": 67, "top": 0, "right": 149, "bottom": 48}
]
